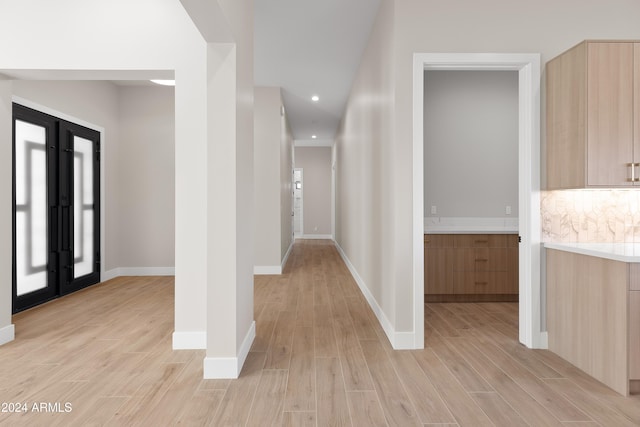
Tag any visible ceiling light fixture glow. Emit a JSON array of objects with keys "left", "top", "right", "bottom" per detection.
[
  {"left": 312, "top": 135, "right": 317, "bottom": 139},
  {"left": 150, "top": 79, "right": 176, "bottom": 86},
  {"left": 311, "top": 95, "right": 319, "bottom": 102}
]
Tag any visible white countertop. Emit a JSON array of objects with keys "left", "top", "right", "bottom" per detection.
[
  {"left": 425, "top": 227, "right": 519, "bottom": 234},
  {"left": 544, "top": 242, "right": 640, "bottom": 263},
  {"left": 424, "top": 217, "right": 518, "bottom": 234}
]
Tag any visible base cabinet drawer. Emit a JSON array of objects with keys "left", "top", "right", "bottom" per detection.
[
  {"left": 425, "top": 234, "right": 518, "bottom": 299},
  {"left": 454, "top": 271, "right": 508, "bottom": 294},
  {"left": 457, "top": 248, "right": 508, "bottom": 272}
]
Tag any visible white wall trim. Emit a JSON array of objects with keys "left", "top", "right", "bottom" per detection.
[
  {"left": 335, "top": 242, "right": 415, "bottom": 349},
  {"left": 298, "top": 234, "right": 333, "bottom": 240},
  {"left": 254, "top": 266, "right": 282, "bottom": 275},
  {"left": 281, "top": 241, "right": 293, "bottom": 271},
  {"left": 203, "top": 320, "right": 256, "bottom": 378},
  {"left": 413, "top": 52, "right": 543, "bottom": 349},
  {"left": 103, "top": 269, "right": 120, "bottom": 282},
  {"left": 539, "top": 331, "right": 548, "bottom": 349},
  {"left": 103, "top": 267, "right": 175, "bottom": 281},
  {"left": 172, "top": 331, "right": 206, "bottom": 350},
  {"left": 0, "top": 324, "right": 15, "bottom": 346}
]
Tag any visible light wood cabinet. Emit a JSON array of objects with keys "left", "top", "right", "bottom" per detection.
[
  {"left": 547, "top": 249, "right": 640, "bottom": 396},
  {"left": 425, "top": 234, "right": 518, "bottom": 302},
  {"left": 424, "top": 235, "right": 454, "bottom": 294},
  {"left": 546, "top": 40, "right": 640, "bottom": 189}
]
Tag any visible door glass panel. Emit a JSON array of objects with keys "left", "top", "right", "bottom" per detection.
[
  {"left": 15, "top": 120, "right": 48, "bottom": 296},
  {"left": 73, "top": 135, "right": 94, "bottom": 278}
]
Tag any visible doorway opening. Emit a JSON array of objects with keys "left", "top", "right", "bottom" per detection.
[
  {"left": 423, "top": 70, "right": 519, "bottom": 303},
  {"left": 413, "top": 53, "right": 542, "bottom": 349}
]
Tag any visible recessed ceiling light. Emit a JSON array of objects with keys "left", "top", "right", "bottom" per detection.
[
  {"left": 311, "top": 95, "right": 319, "bottom": 102},
  {"left": 150, "top": 79, "right": 175, "bottom": 86},
  {"left": 312, "top": 135, "right": 317, "bottom": 139}
]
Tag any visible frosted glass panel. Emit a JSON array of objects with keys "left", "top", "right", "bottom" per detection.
[
  {"left": 74, "top": 136, "right": 94, "bottom": 278},
  {"left": 15, "top": 120, "right": 48, "bottom": 296}
]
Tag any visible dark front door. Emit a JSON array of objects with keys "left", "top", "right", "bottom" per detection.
[{"left": 13, "top": 104, "right": 101, "bottom": 312}]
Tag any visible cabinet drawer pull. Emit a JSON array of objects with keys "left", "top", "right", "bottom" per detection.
[
  {"left": 475, "top": 258, "right": 488, "bottom": 262},
  {"left": 475, "top": 281, "right": 488, "bottom": 285},
  {"left": 628, "top": 163, "right": 640, "bottom": 182},
  {"left": 474, "top": 240, "right": 488, "bottom": 244}
]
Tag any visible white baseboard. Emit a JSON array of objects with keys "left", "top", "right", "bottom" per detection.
[
  {"left": 393, "top": 332, "right": 419, "bottom": 350},
  {"left": 282, "top": 241, "right": 293, "bottom": 270},
  {"left": 103, "top": 267, "right": 175, "bottom": 281},
  {"left": 119, "top": 267, "right": 175, "bottom": 276},
  {"left": 254, "top": 266, "right": 282, "bottom": 275},
  {"left": 103, "top": 268, "right": 120, "bottom": 281},
  {"left": 172, "top": 331, "right": 206, "bottom": 350},
  {"left": 539, "top": 331, "right": 549, "bottom": 349},
  {"left": 298, "top": 234, "right": 333, "bottom": 240},
  {"left": 334, "top": 243, "right": 418, "bottom": 350},
  {"left": 0, "top": 324, "right": 15, "bottom": 346},
  {"left": 204, "top": 321, "right": 256, "bottom": 379}
]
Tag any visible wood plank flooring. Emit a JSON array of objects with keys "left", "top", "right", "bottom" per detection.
[{"left": 1, "top": 239, "right": 639, "bottom": 426}]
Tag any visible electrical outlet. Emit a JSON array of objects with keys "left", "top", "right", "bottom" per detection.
[
  {"left": 430, "top": 206, "right": 437, "bottom": 215},
  {"left": 506, "top": 205, "right": 512, "bottom": 215}
]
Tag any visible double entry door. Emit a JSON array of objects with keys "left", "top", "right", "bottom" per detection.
[{"left": 13, "top": 104, "right": 101, "bottom": 312}]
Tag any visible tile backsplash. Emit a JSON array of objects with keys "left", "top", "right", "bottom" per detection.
[{"left": 541, "top": 189, "right": 640, "bottom": 243}]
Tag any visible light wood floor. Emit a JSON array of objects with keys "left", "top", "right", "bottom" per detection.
[{"left": 1, "top": 240, "right": 639, "bottom": 426}]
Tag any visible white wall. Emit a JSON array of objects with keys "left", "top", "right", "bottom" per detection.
[
  {"left": 11, "top": 81, "right": 176, "bottom": 273},
  {"left": 254, "top": 86, "right": 294, "bottom": 271},
  {"left": 255, "top": 87, "right": 285, "bottom": 270},
  {"left": 117, "top": 85, "right": 175, "bottom": 269},
  {"left": 336, "top": 0, "right": 640, "bottom": 344},
  {"left": 204, "top": 0, "right": 256, "bottom": 377},
  {"left": 11, "top": 80, "right": 121, "bottom": 270},
  {"left": 0, "top": 80, "right": 13, "bottom": 345},
  {"left": 424, "top": 70, "right": 518, "bottom": 218},
  {"left": 335, "top": 0, "right": 397, "bottom": 341},
  {"left": 295, "top": 147, "right": 332, "bottom": 236}
]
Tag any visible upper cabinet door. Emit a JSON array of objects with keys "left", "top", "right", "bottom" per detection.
[
  {"left": 546, "top": 41, "right": 638, "bottom": 189},
  {"left": 586, "top": 42, "right": 634, "bottom": 187}
]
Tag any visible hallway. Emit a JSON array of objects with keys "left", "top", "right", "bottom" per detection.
[{"left": 1, "top": 240, "right": 639, "bottom": 425}]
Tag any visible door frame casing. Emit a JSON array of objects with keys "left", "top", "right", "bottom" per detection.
[
  {"left": 13, "top": 96, "right": 106, "bottom": 286},
  {"left": 412, "top": 53, "right": 543, "bottom": 349},
  {"left": 293, "top": 167, "right": 303, "bottom": 238}
]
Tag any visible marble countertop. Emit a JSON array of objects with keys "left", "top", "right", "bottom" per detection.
[{"left": 544, "top": 242, "right": 640, "bottom": 263}]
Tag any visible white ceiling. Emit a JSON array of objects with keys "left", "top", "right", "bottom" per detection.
[
  {"left": 7, "top": 2, "right": 382, "bottom": 142},
  {"left": 254, "top": 0, "right": 382, "bottom": 141}
]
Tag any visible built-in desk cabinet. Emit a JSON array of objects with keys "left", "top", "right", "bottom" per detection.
[
  {"left": 424, "top": 234, "right": 518, "bottom": 302},
  {"left": 547, "top": 40, "right": 640, "bottom": 189},
  {"left": 547, "top": 249, "right": 640, "bottom": 396}
]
